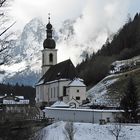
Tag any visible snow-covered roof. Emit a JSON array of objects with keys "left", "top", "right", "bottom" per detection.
[
  {"left": 15, "top": 96, "right": 24, "bottom": 99},
  {"left": 51, "top": 101, "right": 69, "bottom": 108},
  {"left": 68, "top": 97, "right": 80, "bottom": 105},
  {"left": 38, "top": 59, "right": 78, "bottom": 84},
  {"left": 46, "top": 107, "right": 124, "bottom": 112},
  {"left": 36, "top": 79, "right": 70, "bottom": 86},
  {"left": 36, "top": 79, "right": 44, "bottom": 86},
  {"left": 68, "top": 78, "right": 86, "bottom": 87}
]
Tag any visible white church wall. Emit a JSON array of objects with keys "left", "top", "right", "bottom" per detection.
[
  {"left": 36, "top": 80, "right": 71, "bottom": 105},
  {"left": 48, "top": 82, "right": 59, "bottom": 102},
  {"left": 43, "top": 85, "right": 49, "bottom": 102},
  {"left": 39, "top": 85, "right": 43, "bottom": 102},
  {"left": 36, "top": 86, "right": 40, "bottom": 103},
  {"left": 58, "top": 80, "right": 71, "bottom": 97},
  {"left": 47, "top": 80, "right": 71, "bottom": 103},
  {"left": 36, "top": 80, "right": 87, "bottom": 106},
  {"left": 36, "top": 86, "right": 39, "bottom": 103}
]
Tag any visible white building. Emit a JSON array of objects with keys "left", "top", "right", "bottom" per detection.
[
  {"left": 0, "top": 94, "right": 29, "bottom": 105},
  {"left": 36, "top": 17, "right": 86, "bottom": 107}
]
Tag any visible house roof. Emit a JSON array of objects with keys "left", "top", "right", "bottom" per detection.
[
  {"left": 68, "top": 78, "right": 86, "bottom": 87},
  {"left": 38, "top": 59, "right": 78, "bottom": 85},
  {"left": 68, "top": 97, "right": 80, "bottom": 108},
  {"left": 51, "top": 101, "right": 69, "bottom": 108}
]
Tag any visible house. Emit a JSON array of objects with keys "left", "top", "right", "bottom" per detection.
[
  {"left": 0, "top": 94, "right": 37, "bottom": 121},
  {"left": 0, "top": 94, "right": 29, "bottom": 105},
  {"left": 35, "top": 16, "right": 86, "bottom": 107}
]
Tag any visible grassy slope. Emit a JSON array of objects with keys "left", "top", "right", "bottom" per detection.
[{"left": 107, "top": 67, "right": 140, "bottom": 104}]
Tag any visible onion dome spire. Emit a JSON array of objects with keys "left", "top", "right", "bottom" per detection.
[{"left": 43, "top": 13, "right": 56, "bottom": 49}]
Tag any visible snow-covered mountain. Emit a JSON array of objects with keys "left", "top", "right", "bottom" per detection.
[
  {"left": 0, "top": 18, "right": 46, "bottom": 86},
  {"left": 0, "top": 18, "right": 78, "bottom": 86}
]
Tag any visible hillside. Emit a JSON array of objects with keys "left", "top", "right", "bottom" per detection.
[
  {"left": 87, "top": 56, "right": 140, "bottom": 106},
  {"left": 77, "top": 13, "right": 140, "bottom": 87}
]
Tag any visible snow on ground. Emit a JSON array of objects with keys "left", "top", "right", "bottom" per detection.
[
  {"left": 41, "top": 122, "right": 65, "bottom": 140},
  {"left": 41, "top": 121, "right": 140, "bottom": 140},
  {"left": 87, "top": 56, "right": 140, "bottom": 106},
  {"left": 110, "top": 55, "right": 140, "bottom": 74},
  {"left": 87, "top": 75, "right": 118, "bottom": 106},
  {"left": 112, "top": 55, "right": 140, "bottom": 67}
]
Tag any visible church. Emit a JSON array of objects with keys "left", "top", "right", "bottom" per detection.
[{"left": 35, "top": 17, "right": 86, "bottom": 108}]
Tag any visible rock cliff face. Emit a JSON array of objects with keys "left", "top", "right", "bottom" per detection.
[
  {"left": 1, "top": 18, "right": 45, "bottom": 86},
  {"left": 0, "top": 18, "right": 77, "bottom": 86}
]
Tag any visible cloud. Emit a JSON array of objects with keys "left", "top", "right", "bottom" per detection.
[
  {"left": 10, "top": 0, "right": 85, "bottom": 29},
  {"left": 10, "top": 0, "right": 140, "bottom": 64},
  {"left": 74, "top": 0, "right": 130, "bottom": 51},
  {"left": 57, "top": 0, "right": 133, "bottom": 64}
]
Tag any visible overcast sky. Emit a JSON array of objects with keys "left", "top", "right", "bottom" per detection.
[
  {"left": 10, "top": 0, "right": 140, "bottom": 64},
  {"left": 10, "top": 0, "right": 140, "bottom": 28},
  {"left": 10, "top": 0, "right": 86, "bottom": 29}
]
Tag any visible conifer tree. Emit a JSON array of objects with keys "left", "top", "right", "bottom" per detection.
[{"left": 120, "top": 77, "right": 139, "bottom": 123}]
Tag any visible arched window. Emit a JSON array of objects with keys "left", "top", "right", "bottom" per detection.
[
  {"left": 42, "top": 53, "right": 44, "bottom": 64},
  {"left": 49, "top": 53, "right": 53, "bottom": 62}
]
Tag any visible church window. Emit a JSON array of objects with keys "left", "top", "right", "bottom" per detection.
[
  {"left": 49, "top": 53, "right": 53, "bottom": 62},
  {"left": 77, "top": 89, "right": 79, "bottom": 92},
  {"left": 51, "top": 88, "right": 52, "bottom": 98},
  {"left": 63, "top": 86, "right": 66, "bottom": 96},
  {"left": 76, "top": 96, "right": 80, "bottom": 100},
  {"left": 57, "top": 87, "right": 59, "bottom": 97},
  {"left": 54, "top": 87, "right": 55, "bottom": 98},
  {"left": 42, "top": 53, "right": 44, "bottom": 64},
  {"left": 48, "top": 88, "right": 50, "bottom": 98}
]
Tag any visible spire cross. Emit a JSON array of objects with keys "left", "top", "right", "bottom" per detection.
[{"left": 48, "top": 13, "right": 51, "bottom": 23}]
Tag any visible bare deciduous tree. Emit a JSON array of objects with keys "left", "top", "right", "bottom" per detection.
[
  {"left": 0, "top": 34, "right": 12, "bottom": 65},
  {"left": 63, "top": 122, "right": 76, "bottom": 140},
  {"left": 0, "top": 0, "right": 6, "bottom": 7},
  {"left": 0, "top": 0, "right": 15, "bottom": 65},
  {"left": 108, "top": 123, "right": 125, "bottom": 140}
]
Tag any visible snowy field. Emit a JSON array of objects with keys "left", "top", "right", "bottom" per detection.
[
  {"left": 87, "top": 75, "right": 118, "bottom": 106},
  {"left": 41, "top": 121, "right": 140, "bottom": 140}
]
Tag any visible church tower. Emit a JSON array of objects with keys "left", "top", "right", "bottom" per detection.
[{"left": 42, "top": 15, "right": 57, "bottom": 75}]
